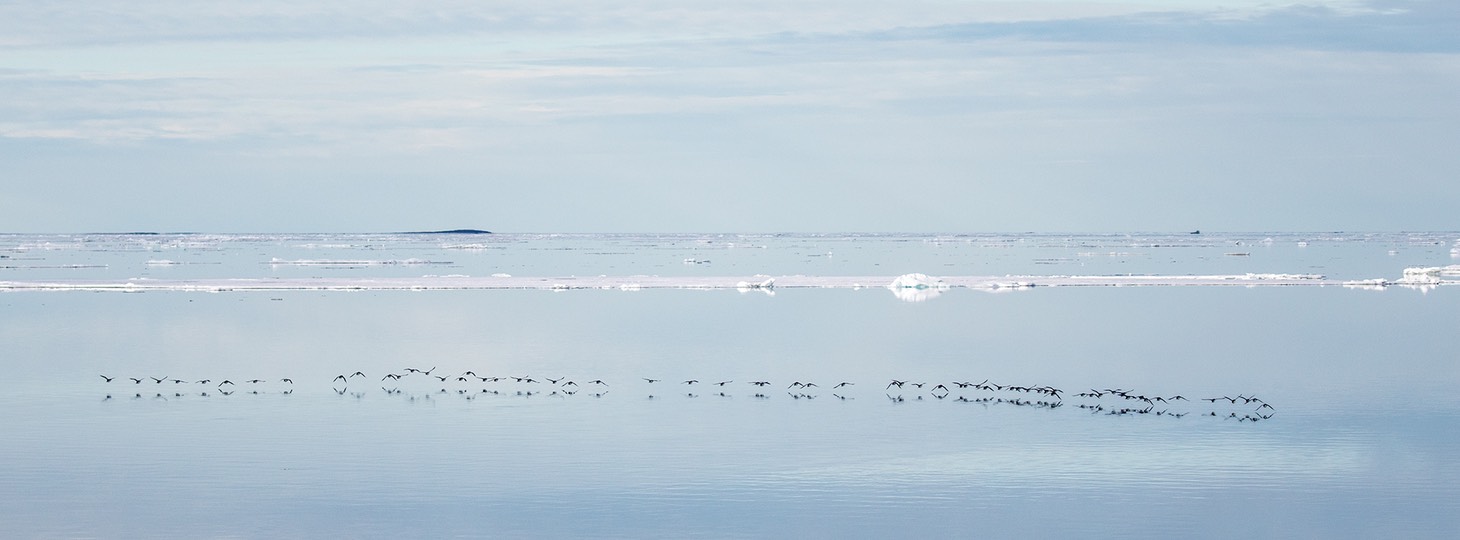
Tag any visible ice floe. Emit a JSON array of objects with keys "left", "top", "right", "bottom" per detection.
[
  {"left": 888, "top": 273, "right": 947, "bottom": 290},
  {"left": 2, "top": 268, "right": 1453, "bottom": 296},
  {"left": 1342, "top": 279, "right": 1389, "bottom": 291},
  {"left": 736, "top": 277, "right": 775, "bottom": 290},
  {"left": 267, "top": 258, "right": 452, "bottom": 266}
]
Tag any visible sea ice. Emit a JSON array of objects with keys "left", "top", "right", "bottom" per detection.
[
  {"left": 2, "top": 267, "right": 1451, "bottom": 294},
  {"left": 735, "top": 277, "right": 775, "bottom": 290},
  {"left": 887, "top": 273, "right": 947, "bottom": 290},
  {"left": 1343, "top": 279, "right": 1388, "bottom": 291}
]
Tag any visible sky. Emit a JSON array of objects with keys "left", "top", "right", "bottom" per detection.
[{"left": 1, "top": 0, "right": 1457, "bottom": 233}]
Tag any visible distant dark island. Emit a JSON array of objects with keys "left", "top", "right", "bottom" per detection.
[{"left": 402, "top": 229, "right": 493, "bottom": 235}]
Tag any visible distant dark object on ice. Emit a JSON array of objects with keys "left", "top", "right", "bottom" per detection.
[
  {"left": 402, "top": 229, "right": 493, "bottom": 235},
  {"left": 1189, "top": 230, "right": 1200, "bottom": 235}
]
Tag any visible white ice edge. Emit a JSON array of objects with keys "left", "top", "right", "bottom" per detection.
[
  {"left": 2, "top": 272, "right": 1453, "bottom": 292},
  {"left": 267, "top": 258, "right": 452, "bottom": 266}
]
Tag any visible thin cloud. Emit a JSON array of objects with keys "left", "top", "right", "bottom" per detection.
[{"left": 889, "top": 1, "right": 1460, "bottom": 53}]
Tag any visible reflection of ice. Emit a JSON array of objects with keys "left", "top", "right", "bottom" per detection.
[
  {"left": 887, "top": 273, "right": 950, "bottom": 302},
  {"left": 980, "top": 281, "right": 1035, "bottom": 292},
  {"left": 1399, "top": 282, "right": 1438, "bottom": 293},
  {"left": 891, "top": 286, "right": 942, "bottom": 302},
  {"left": 736, "top": 277, "right": 776, "bottom": 296}
]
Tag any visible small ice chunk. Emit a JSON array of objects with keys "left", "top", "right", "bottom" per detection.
[
  {"left": 491, "top": 273, "right": 512, "bottom": 278},
  {"left": 888, "top": 273, "right": 947, "bottom": 290},
  {"left": 736, "top": 277, "right": 775, "bottom": 290},
  {"left": 888, "top": 273, "right": 949, "bottom": 301}
]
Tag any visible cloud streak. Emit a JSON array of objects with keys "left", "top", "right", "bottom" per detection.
[{"left": 894, "top": 1, "right": 1460, "bottom": 53}]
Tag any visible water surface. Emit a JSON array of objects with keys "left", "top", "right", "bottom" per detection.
[{"left": 1, "top": 232, "right": 1457, "bottom": 538}]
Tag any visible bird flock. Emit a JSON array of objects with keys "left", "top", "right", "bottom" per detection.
[
  {"left": 97, "top": 374, "right": 296, "bottom": 399},
  {"left": 96, "top": 371, "right": 1275, "bottom": 421}
]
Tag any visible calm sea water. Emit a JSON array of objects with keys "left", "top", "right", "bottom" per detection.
[{"left": 2, "top": 232, "right": 1457, "bottom": 538}]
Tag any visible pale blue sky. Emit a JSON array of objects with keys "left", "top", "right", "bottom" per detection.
[{"left": 2, "top": 0, "right": 1456, "bottom": 233}]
